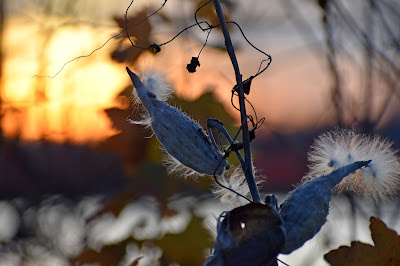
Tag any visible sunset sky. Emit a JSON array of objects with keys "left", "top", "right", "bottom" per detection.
[
  {"left": 1, "top": 2, "right": 400, "bottom": 266},
  {"left": 1, "top": 0, "right": 398, "bottom": 143}
]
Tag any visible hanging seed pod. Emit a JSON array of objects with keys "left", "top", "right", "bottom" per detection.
[
  {"left": 279, "top": 160, "right": 371, "bottom": 254},
  {"left": 205, "top": 198, "right": 285, "bottom": 266},
  {"left": 126, "top": 67, "right": 229, "bottom": 176}
]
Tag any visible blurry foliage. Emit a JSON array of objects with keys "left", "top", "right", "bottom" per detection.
[
  {"left": 73, "top": 213, "right": 213, "bottom": 266},
  {"left": 72, "top": 244, "right": 126, "bottom": 266},
  {"left": 324, "top": 217, "right": 400, "bottom": 265},
  {"left": 172, "top": 91, "right": 235, "bottom": 128},
  {"left": 111, "top": 10, "right": 153, "bottom": 63},
  {"left": 87, "top": 162, "right": 194, "bottom": 221},
  {"left": 157, "top": 216, "right": 213, "bottom": 264},
  {"left": 0, "top": 139, "right": 127, "bottom": 200},
  {"left": 129, "top": 256, "right": 143, "bottom": 266}
]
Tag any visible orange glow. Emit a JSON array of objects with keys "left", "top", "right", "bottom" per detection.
[
  {"left": 2, "top": 14, "right": 373, "bottom": 145},
  {"left": 2, "top": 18, "right": 129, "bottom": 144},
  {"left": 149, "top": 40, "right": 337, "bottom": 132},
  {"left": 0, "top": 17, "right": 333, "bottom": 144}
]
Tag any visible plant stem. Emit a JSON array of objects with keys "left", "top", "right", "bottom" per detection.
[{"left": 212, "top": 0, "right": 261, "bottom": 203}]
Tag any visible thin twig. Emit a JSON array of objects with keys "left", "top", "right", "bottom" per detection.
[
  {"left": 207, "top": 119, "right": 245, "bottom": 167},
  {"left": 212, "top": 0, "right": 261, "bottom": 203},
  {"left": 332, "top": 0, "right": 400, "bottom": 77}
]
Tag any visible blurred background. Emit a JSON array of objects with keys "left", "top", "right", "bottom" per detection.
[{"left": 0, "top": 0, "right": 399, "bottom": 265}]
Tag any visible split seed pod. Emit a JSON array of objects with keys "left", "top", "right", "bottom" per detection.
[
  {"left": 279, "top": 160, "right": 370, "bottom": 254},
  {"left": 306, "top": 129, "right": 400, "bottom": 200},
  {"left": 205, "top": 198, "right": 285, "bottom": 266},
  {"left": 126, "top": 67, "right": 229, "bottom": 176}
]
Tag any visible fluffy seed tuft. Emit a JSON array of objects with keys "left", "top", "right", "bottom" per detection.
[
  {"left": 305, "top": 129, "right": 400, "bottom": 200},
  {"left": 139, "top": 70, "right": 173, "bottom": 102},
  {"left": 211, "top": 165, "right": 264, "bottom": 207},
  {"left": 129, "top": 69, "right": 173, "bottom": 129},
  {"left": 163, "top": 151, "right": 205, "bottom": 179}
]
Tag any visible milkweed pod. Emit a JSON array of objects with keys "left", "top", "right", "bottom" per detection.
[
  {"left": 279, "top": 160, "right": 371, "bottom": 254},
  {"left": 126, "top": 67, "right": 229, "bottom": 176},
  {"left": 205, "top": 201, "right": 285, "bottom": 266},
  {"left": 306, "top": 129, "right": 400, "bottom": 200}
]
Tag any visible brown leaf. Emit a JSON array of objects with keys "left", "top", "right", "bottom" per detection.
[
  {"left": 111, "top": 46, "right": 145, "bottom": 64},
  {"left": 194, "top": 0, "right": 231, "bottom": 29},
  {"left": 370, "top": 217, "right": 400, "bottom": 264},
  {"left": 114, "top": 10, "right": 151, "bottom": 42},
  {"left": 111, "top": 10, "right": 152, "bottom": 63},
  {"left": 324, "top": 217, "right": 400, "bottom": 266},
  {"left": 324, "top": 241, "right": 379, "bottom": 266}
]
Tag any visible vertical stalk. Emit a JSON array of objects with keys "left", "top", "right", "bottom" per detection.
[
  {"left": 0, "top": 0, "right": 4, "bottom": 137},
  {"left": 212, "top": 0, "right": 261, "bottom": 203}
]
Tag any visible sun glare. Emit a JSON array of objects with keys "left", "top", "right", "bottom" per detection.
[
  {"left": 2, "top": 9, "right": 378, "bottom": 145},
  {"left": 2, "top": 18, "right": 128, "bottom": 143}
]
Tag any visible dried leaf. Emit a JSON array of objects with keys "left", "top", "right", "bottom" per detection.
[
  {"left": 111, "top": 10, "right": 152, "bottom": 63},
  {"left": 194, "top": 0, "right": 231, "bottom": 29},
  {"left": 324, "top": 217, "right": 400, "bottom": 265},
  {"left": 370, "top": 217, "right": 400, "bottom": 261},
  {"left": 114, "top": 10, "right": 151, "bottom": 41}
]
